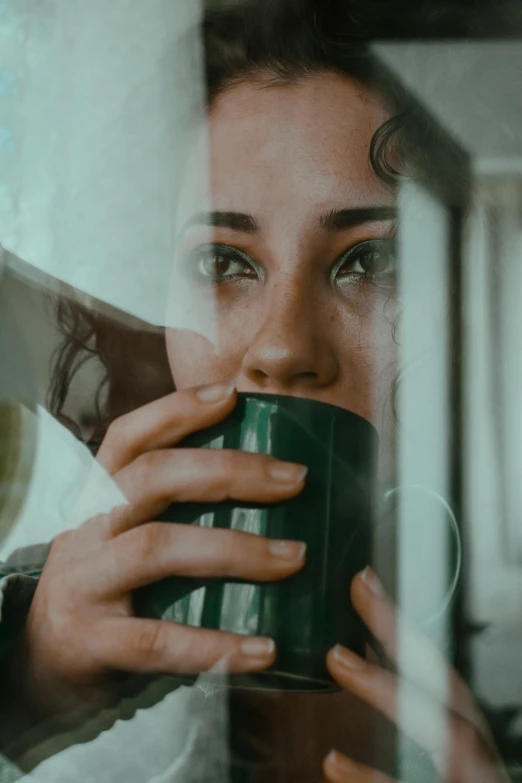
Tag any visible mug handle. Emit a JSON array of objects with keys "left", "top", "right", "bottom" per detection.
[{"left": 376, "top": 483, "right": 462, "bottom": 628}]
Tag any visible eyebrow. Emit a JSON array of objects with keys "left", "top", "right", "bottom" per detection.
[
  {"left": 320, "top": 206, "right": 397, "bottom": 231},
  {"left": 180, "top": 205, "right": 396, "bottom": 236},
  {"left": 180, "top": 211, "right": 260, "bottom": 234}
]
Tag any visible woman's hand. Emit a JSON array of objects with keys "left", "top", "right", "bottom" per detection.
[
  {"left": 323, "top": 568, "right": 509, "bottom": 783},
  {"left": 15, "top": 383, "right": 307, "bottom": 718}
]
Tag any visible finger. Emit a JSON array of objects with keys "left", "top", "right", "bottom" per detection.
[
  {"left": 351, "top": 567, "right": 482, "bottom": 729},
  {"left": 79, "top": 522, "right": 306, "bottom": 597},
  {"left": 80, "top": 503, "right": 138, "bottom": 543},
  {"left": 93, "top": 616, "right": 277, "bottom": 676},
  {"left": 110, "top": 449, "right": 307, "bottom": 532},
  {"left": 97, "top": 382, "right": 237, "bottom": 474},
  {"left": 323, "top": 750, "right": 398, "bottom": 783},
  {"left": 326, "top": 645, "right": 498, "bottom": 782}
]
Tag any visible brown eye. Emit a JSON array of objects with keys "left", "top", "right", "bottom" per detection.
[
  {"left": 334, "top": 239, "right": 397, "bottom": 284},
  {"left": 191, "top": 244, "right": 261, "bottom": 282}
]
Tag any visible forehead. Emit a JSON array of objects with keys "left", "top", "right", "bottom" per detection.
[{"left": 179, "top": 72, "right": 393, "bottom": 226}]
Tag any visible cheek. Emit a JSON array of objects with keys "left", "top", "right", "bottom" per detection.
[
  {"left": 165, "top": 322, "right": 250, "bottom": 390},
  {"left": 335, "top": 295, "right": 398, "bottom": 423},
  {"left": 166, "top": 329, "right": 217, "bottom": 390},
  {"left": 351, "top": 303, "right": 398, "bottom": 475},
  {"left": 165, "top": 274, "right": 258, "bottom": 389}
]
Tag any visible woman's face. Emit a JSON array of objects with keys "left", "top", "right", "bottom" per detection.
[{"left": 167, "top": 72, "right": 398, "bottom": 464}]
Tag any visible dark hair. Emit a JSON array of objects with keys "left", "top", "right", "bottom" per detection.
[{"left": 49, "top": 0, "right": 473, "bottom": 442}]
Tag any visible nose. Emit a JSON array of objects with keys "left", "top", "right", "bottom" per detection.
[{"left": 238, "top": 281, "right": 339, "bottom": 393}]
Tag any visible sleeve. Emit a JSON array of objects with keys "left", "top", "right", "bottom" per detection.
[
  {"left": 0, "top": 543, "right": 188, "bottom": 777},
  {"left": 0, "top": 544, "right": 51, "bottom": 781},
  {"left": 0, "top": 544, "right": 51, "bottom": 664}
]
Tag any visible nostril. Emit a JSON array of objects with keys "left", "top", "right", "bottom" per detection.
[{"left": 248, "top": 368, "right": 270, "bottom": 384}]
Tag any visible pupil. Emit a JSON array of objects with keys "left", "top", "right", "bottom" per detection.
[
  {"left": 215, "top": 255, "right": 229, "bottom": 275},
  {"left": 360, "top": 251, "right": 372, "bottom": 272},
  {"left": 202, "top": 252, "right": 230, "bottom": 276},
  {"left": 360, "top": 248, "right": 387, "bottom": 274}
]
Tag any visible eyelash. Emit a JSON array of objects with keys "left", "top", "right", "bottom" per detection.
[
  {"left": 186, "top": 244, "right": 262, "bottom": 285},
  {"left": 184, "top": 239, "right": 397, "bottom": 287},
  {"left": 331, "top": 238, "right": 397, "bottom": 286}
]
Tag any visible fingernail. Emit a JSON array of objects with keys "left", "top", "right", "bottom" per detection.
[
  {"left": 360, "top": 566, "right": 384, "bottom": 596},
  {"left": 326, "top": 749, "right": 352, "bottom": 772},
  {"left": 268, "top": 461, "right": 308, "bottom": 483},
  {"left": 268, "top": 539, "right": 307, "bottom": 561},
  {"left": 240, "top": 637, "right": 275, "bottom": 658},
  {"left": 196, "top": 382, "right": 235, "bottom": 403},
  {"left": 331, "top": 644, "right": 365, "bottom": 670}
]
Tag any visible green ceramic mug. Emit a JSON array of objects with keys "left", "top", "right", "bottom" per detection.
[{"left": 134, "top": 393, "right": 378, "bottom": 692}]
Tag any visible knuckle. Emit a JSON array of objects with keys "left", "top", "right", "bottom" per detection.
[
  {"left": 135, "top": 523, "right": 168, "bottom": 560},
  {"left": 260, "top": 453, "right": 276, "bottom": 472},
  {"left": 453, "top": 720, "right": 491, "bottom": 765},
  {"left": 50, "top": 529, "right": 73, "bottom": 553},
  {"left": 219, "top": 449, "right": 237, "bottom": 477},
  {"left": 173, "top": 630, "right": 218, "bottom": 670},
  {"left": 207, "top": 450, "right": 236, "bottom": 500},
  {"left": 105, "top": 416, "right": 130, "bottom": 452},
  {"left": 103, "top": 504, "right": 130, "bottom": 536},
  {"left": 217, "top": 449, "right": 257, "bottom": 485},
  {"left": 133, "top": 450, "right": 163, "bottom": 482},
  {"left": 40, "top": 584, "right": 78, "bottom": 638},
  {"left": 134, "top": 623, "right": 168, "bottom": 665},
  {"left": 50, "top": 607, "right": 79, "bottom": 643},
  {"left": 217, "top": 529, "right": 269, "bottom": 579},
  {"left": 82, "top": 509, "right": 115, "bottom": 538},
  {"left": 46, "top": 530, "right": 85, "bottom": 568},
  {"left": 229, "top": 450, "right": 269, "bottom": 478},
  {"left": 215, "top": 531, "right": 243, "bottom": 577},
  {"left": 459, "top": 722, "right": 479, "bottom": 751}
]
